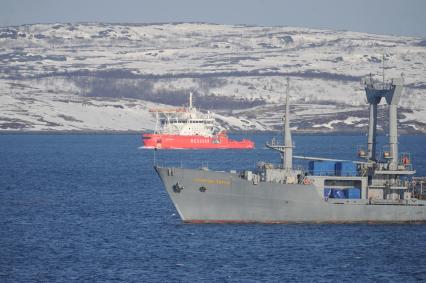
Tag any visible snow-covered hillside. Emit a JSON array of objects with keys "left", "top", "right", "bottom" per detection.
[{"left": 0, "top": 23, "right": 425, "bottom": 132}]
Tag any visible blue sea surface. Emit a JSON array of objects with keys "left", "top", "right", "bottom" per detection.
[{"left": 1, "top": 133, "right": 426, "bottom": 282}]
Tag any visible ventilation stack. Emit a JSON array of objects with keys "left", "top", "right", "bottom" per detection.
[
  {"left": 363, "top": 76, "right": 382, "bottom": 161},
  {"left": 385, "top": 78, "right": 404, "bottom": 170}
]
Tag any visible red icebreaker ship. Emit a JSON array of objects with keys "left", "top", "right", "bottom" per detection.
[{"left": 142, "top": 93, "right": 254, "bottom": 150}]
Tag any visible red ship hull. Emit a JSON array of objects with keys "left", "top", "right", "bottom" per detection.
[{"left": 142, "top": 133, "right": 254, "bottom": 149}]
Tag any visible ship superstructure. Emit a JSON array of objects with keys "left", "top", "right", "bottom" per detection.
[
  {"left": 142, "top": 93, "right": 254, "bottom": 149},
  {"left": 154, "top": 76, "right": 426, "bottom": 223}
]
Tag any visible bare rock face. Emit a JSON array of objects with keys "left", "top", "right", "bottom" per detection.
[{"left": 0, "top": 23, "right": 425, "bottom": 133}]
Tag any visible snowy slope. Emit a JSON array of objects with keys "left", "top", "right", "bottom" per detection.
[{"left": 0, "top": 23, "right": 425, "bottom": 132}]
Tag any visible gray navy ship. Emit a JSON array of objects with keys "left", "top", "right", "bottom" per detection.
[{"left": 155, "top": 76, "right": 426, "bottom": 223}]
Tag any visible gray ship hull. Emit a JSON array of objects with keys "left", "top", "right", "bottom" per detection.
[{"left": 156, "top": 166, "right": 426, "bottom": 223}]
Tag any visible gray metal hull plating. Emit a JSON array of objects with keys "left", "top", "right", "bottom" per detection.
[{"left": 156, "top": 167, "right": 426, "bottom": 223}]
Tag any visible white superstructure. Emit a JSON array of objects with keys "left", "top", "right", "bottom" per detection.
[{"left": 151, "top": 93, "right": 216, "bottom": 136}]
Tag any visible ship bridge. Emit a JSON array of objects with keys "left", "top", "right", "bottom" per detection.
[{"left": 151, "top": 93, "right": 216, "bottom": 136}]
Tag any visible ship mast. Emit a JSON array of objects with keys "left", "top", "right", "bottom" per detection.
[
  {"left": 266, "top": 77, "right": 293, "bottom": 171},
  {"left": 283, "top": 78, "right": 293, "bottom": 171}
]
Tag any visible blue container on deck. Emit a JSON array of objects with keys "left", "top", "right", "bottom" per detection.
[
  {"left": 345, "top": 188, "right": 361, "bottom": 199},
  {"left": 309, "top": 161, "right": 336, "bottom": 176},
  {"left": 335, "top": 162, "right": 357, "bottom": 176}
]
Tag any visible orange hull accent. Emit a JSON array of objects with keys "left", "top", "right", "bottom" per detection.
[{"left": 142, "top": 133, "right": 254, "bottom": 149}]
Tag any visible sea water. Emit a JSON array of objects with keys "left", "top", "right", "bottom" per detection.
[{"left": 1, "top": 133, "right": 425, "bottom": 282}]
